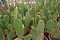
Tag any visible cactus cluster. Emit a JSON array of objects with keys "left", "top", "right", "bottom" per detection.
[{"left": 0, "top": 0, "right": 60, "bottom": 40}]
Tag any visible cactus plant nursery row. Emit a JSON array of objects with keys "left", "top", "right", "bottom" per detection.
[{"left": 0, "top": 0, "right": 60, "bottom": 40}]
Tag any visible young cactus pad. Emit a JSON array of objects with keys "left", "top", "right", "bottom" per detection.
[
  {"left": 7, "top": 24, "right": 13, "bottom": 31},
  {"left": 8, "top": 31, "right": 14, "bottom": 40},
  {"left": 45, "top": 20, "right": 55, "bottom": 34},
  {"left": 37, "top": 20, "right": 45, "bottom": 33},
  {"left": 25, "top": 12, "right": 31, "bottom": 27},
  {"left": 37, "top": 20, "right": 45, "bottom": 40},
  {"left": 0, "top": 29, "right": 5, "bottom": 40},
  {"left": 14, "top": 19, "right": 24, "bottom": 38},
  {"left": 30, "top": 28, "right": 38, "bottom": 40},
  {"left": 24, "top": 35, "right": 32, "bottom": 40},
  {"left": 3, "top": 15, "right": 10, "bottom": 23}
]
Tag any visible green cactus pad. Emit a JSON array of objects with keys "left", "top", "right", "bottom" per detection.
[
  {"left": 8, "top": 31, "right": 14, "bottom": 40},
  {"left": 25, "top": 12, "right": 31, "bottom": 27},
  {"left": 0, "top": 28, "right": 5, "bottom": 40},
  {"left": 31, "top": 28, "right": 38, "bottom": 40},
  {"left": 3, "top": 15, "right": 9, "bottom": 23},
  {"left": 25, "top": 35, "right": 32, "bottom": 40},
  {"left": 0, "top": 21, "right": 5, "bottom": 30},
  {"left": 37, "top": 20, "right": 45, "bottom": 33},
  {"left": 14, "top": 19, "right": 24, "bottom": 38},
  {"left": 45, "top": 20, "right": 55, "bottom": 34},
  {"left": 7, "top": 24, "right": 13, "bottom": 31}
]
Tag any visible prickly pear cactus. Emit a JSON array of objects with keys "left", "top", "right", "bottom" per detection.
[
  {"left": 30, "top": 5, "right": 36, "bottom": 17},
  {"left": 0, "top": 28, "right": 5, "bottom": 40},
  {"left": 0, "top": 0, "right": 60, "bottom": 40},
  {"left": 13, "top": 7, "right": 18, "bottom": 19},
  {"left": 25, "top": 12, "right": 31, "bottom": 27},
  {"left": 37, "top": 20, "right": 45, "bottom": 33},
  {"left": 24, "top": 12, "right": 31, "bottom": 34},
  {"left": 0, "top": 20, "right": 6, "bottom": 30},
  {"left": 17, "top": 14, "right": 22, "bottom": 20},
  {"left": 31, "top": 28, "right": 38, "bottom": 40},
  {"left": 8, "top": 31, "right": 14, "bottom": 40},
  {"left": 37, "top": 20, "right": 45, "bottom": 40},
  {"left": 34, "top": 15, "right": 41, "bottom": 27},
  {"left": 14, "top": 19, "right": 24, "bottom": 38},
  {"left": 24, "top": 35, "right": 32, "bottom": 40},
  {"left": 7, "top": 24, "right": 13, "bottom": 31},
  {"left": 3, "top": 15, "right": 10, "bottom": 23},
  {"left": 51, "top": 22, "right": 60, "bottom": 38},
  {"left": 40, "top": 9, "right": 45, "bottom": 17},
  {"left": 45, "top": 20, "right": 55, "bottom": 34}
]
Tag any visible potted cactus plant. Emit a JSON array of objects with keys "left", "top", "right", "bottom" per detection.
[{"left": 0, "top": 0, "right": 60, "bottom": 40}]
